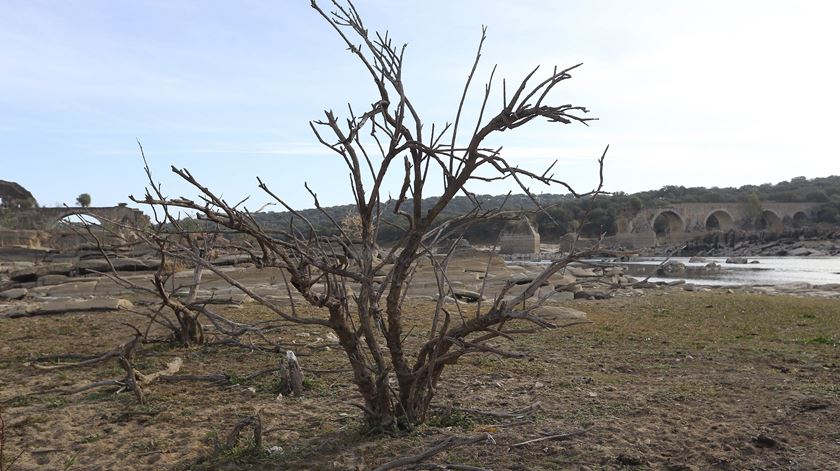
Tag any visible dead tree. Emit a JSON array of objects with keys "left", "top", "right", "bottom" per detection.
[
  {"left": 130, "top": 0, "right": 608, "bottom": 430},
  {"left": 79, "top": 210, "right": 279, "bottom": 348}
]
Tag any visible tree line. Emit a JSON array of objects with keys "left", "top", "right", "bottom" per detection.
[{"left": 231, "top": 175, "right": 840, "bottom": 243}]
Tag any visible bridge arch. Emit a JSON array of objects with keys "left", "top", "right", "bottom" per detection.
[
  {"left": 651, "top": 209, "right": 685, "bottom": 235},
  {"left": 792, "top": 211, "right": 809, "bottom": 228},
  {"left": 705, "top": 209, "right": 734, "bottom": 232},
  {"left": 0, "top": 206, "right": 149, "bottom": 232},
  {"left": 57, "top": 212, "right": 105, "bottom": 228},
  {"left": 757, "top": 209, "right": 783, "bottom": 232}
]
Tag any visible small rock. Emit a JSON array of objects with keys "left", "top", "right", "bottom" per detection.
[
  {"left": 566, "top": 266, "right": 600, "bottom": 278},
  {"left": 725, "top": 257, "right": 749, "bottom": 264},
  {"left": 616, "top": 453, "right": 643, "bottom": 466},
  {"left": 452, "top": 288, "right": 482, "bottom": 303},
  {"left": 658, "top": 261, "right": 686, "bottom": 276},
  {"left": 574, "top": 290, "right": 611, "bottom": 300},
  {"left": 751, "top": 434, "right": 778, "bottom": 449}
]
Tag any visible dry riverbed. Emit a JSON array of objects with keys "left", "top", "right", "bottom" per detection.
[{"left": 1, "top": 291, "right": 838, "bottom": 470}]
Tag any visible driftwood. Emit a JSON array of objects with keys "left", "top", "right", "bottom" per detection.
[
  {"left": 0, "top": 407, "right": 24, "bottom": 471},
  {"left": 457, "top": 401, "right": 541, "bottom": 420},
  {"left": 28, "top": 337, "right": 134, "bottom": 371},
  {"left": 136, "top": 357, "right": 183, "bottom": 385},
  {"left": 215, "top": 415, "right": 262, "bottom": 452},
  {"left": 160, "top": 373, "right": 230, "bottom": 385},
  {"left": 508, "top": 428, "right": 589, "bottom": 448},
  {"left": 419, "top": 465, "right": 491, "bottom": 471},
  {"left": 373, "top": 433, "right": 494, "bottom": 471}
]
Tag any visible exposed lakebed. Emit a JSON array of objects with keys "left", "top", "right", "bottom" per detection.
[{"left": 610, "top": 256, "right": 840, "bottom": 286}]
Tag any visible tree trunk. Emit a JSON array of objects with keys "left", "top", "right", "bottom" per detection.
[
  {"left": 175, "top": 311, "right": 204, "bottom": 346},
  {"left": 175, "top": 262, "right": 205, "bottom": 346},
  {"left": 277, "top": 350, "right": 304, "bottom": 396}
]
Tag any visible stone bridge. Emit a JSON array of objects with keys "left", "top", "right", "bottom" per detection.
[
  {"left": 610, "top": 202, "right": 822, "bottom": 248},
  {"left": 0, "top": 206, "right": 150, "bottom": 233}
]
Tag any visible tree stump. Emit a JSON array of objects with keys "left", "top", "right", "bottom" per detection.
[{"left": 277, "top": 350, "right": 304, "bottom": 396}]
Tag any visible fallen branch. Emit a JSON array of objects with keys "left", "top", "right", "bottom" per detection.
[
  {"left": 160, "top": 374, "right": 230, "bottom": 385},
  {"left": 458, "top": 402, "right": 541, "bottom": 419},
  {"left": 60, "top": 380, "right": 123, "bottom": 395},
  {"left": 421, "top": 465, "right": 491, "bottom": 471},
  {"left": 215, "top": 415, "right": 262, "bottom": 453},
  {"left": 136, "top": 357, "right": 183, "bottom": 386},
  {"left": 1, "top": 407, "right": 25, "bottom": 471},
  {"left": 29, "top": 345, "right": 123, "bottom": 370},
  {"left": 508, "top": 428, "right": 589, "bottom": 448},
  {"left": 373, "top": 433, "right": 494, "bottom": 471}
]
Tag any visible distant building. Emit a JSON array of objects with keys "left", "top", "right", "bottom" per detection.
[{"left": 499, "top": 216, "right": 540, "bottom": 254}]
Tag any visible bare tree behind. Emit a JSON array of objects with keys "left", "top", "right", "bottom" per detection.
[{"left": 131, "top": 0, "right": 607, "bottom": 430}]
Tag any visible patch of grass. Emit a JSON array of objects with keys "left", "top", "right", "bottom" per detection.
[
  {"left": 186, "top": 440, "right": 278, "bottom": 470},
  {"left": 62, "top": 453, "right": 78, "bottom": 471},
  {"left": 80, "top": 390, "right": 116, "bottom": 403},
  {"left": 80, "top": 433, "right": 101, "bottom": 444},
  {"left": 804, "top": 336, "right": 836, "bottom": 346},
  {"left": 44, "top": 396, "right": 69, "bottom": 409},
  {"left": 129, "top": 437, "right": 166, "bottom": 453},
  {"left": 427, "top": 408, "right": 474, "bottom": 430},
  {"left": 1, "top": 394, "right": 33, "bottom": 407}
]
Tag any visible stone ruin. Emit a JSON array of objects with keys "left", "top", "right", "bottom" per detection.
[
  {"left": 499, "top": 216, "right": 540, "bottom": 254},
  {"left": 0, "top": 180, "right": 38, "bottom": 209}
]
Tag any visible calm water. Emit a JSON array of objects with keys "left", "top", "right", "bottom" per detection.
[{"left": 611, "top": 256, "right": 840, "bottom": 286}]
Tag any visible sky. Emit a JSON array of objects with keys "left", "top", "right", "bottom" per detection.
[{"left": 1, "top": 0, "right": 839, "bottom": 212}]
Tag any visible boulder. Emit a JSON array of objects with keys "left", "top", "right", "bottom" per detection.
[
  {"left": 548, "top": 272, "right": 576, "bottom": 285},
  {"left": 555, "top": 283, "right": 582, "bottom": 293},
  {"left": 603, "top": 266, "right": 624, "bottom": 276},
  {"left": 788, "top": 247, "right": 812, "bottom": 256},
  {"left": 0, "top": 288, "right": 28, "bottom": 300},
  {"left": 551, "top": 291, "right": 575, "bottom": 301},
  {"left": 36, "top": 274, "right": 69, "bottom": 286},
  {"left": 511, "top": 276, "right": 549, "bottom": 286},
  {"left": 451, "top": 288, "right": 483, "bottom": 303},
  {"left": 533, "top": 305, "right": 588, "bottom": 321},
  {"left": 657, "top": 261, "right": 686, "bottom": 276},
  {"left": 775, "top": 282, "right": 812, "bottom": 292},
  {"left": 0, "top": 261, "right": 34, "bottom": 273},
  {"left": 10, "top": 263, "right": 73, "bottom": 282},
  {"left": 574, "top": 290, "right": 611, "bottom": 300},
  {"left": 688, "top": 256, "right": 707, "bottom": 263},
  {"left": 40, "top": 281, "right": 99, "bottom": 297},
  {"left": 76, "top": 257, "right": 161, "bottom": 273},
  {"left": 566, "top": 266, "right": 600, "bottom": 278},
  {"left": 2, "top": 298, "right": 134, "bottom": 318},
  {"left": 725, "top": 257, "right": 749, "bottom": 264},
  {"left": 213, "top": 254, "right": 252, "bottom": 266}
]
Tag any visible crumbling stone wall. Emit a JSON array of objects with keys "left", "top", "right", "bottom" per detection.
[{"left": 499, "top": 217, "right": 540, "bottom": 254}]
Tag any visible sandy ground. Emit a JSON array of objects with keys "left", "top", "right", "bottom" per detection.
[{"left": 1, "top": 290, "right": 838, "bottom": 470}]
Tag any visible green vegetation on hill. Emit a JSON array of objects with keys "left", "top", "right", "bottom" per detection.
[{"left": 240, "top": 176, "right": 840, "bottom": 242}]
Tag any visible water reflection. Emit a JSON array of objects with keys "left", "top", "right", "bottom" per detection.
[{"left": 611, "top": 257, "right": 840, "bottom": 286}]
